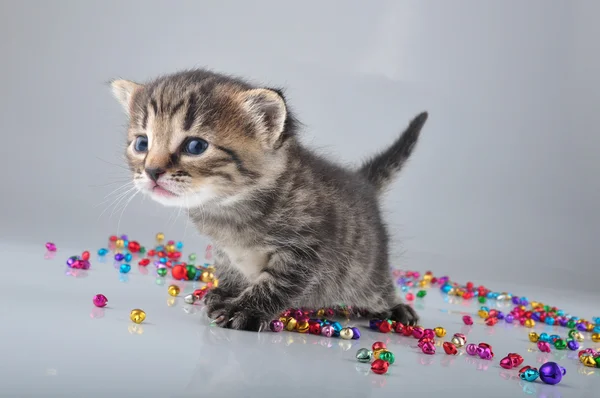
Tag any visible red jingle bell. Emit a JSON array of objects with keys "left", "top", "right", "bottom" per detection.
[
  {"left": 443, "top": 341, "right": 458, "bottom": 355},
  {"left": 499, "top": 357, "right": 513, "bottom": 369},
  {"left": 379, "top": 321, "right": 392, "bottom": 333},
  {"left": 372, "top": 341, "right": 386, "bottom": 351},
  {"left": 371, "top": 359, "right": 389, "bottom": 375}
]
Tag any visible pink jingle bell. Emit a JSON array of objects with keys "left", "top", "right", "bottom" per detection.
[
  {"left": 538, "top": 341, "right": 552, "bottom": 353},
  {"left": 93, "top": 294, "right": 108, "bottom": 308},
  {"left": 421, "top": 341, "right": 436, "bottom": 355},
  {"left": 412, "top": 326, "right": 425, "bottom": 339},
  {"left": 422, "top": 329, "right": 435, "bottom": 339},
  {"left": 418, "top": 337, "right": 433, "bottom": 349}
]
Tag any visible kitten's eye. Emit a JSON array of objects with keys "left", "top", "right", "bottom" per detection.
[
  {"left": 184, "top": 138, "right": 208, "bottom": 155},
  {"left": 134, "top": 136, "right": 148, "bottom": 153}
]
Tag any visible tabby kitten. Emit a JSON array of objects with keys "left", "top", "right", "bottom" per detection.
[{"left": 110, "top": 69, "right": 427, "bottom": 331}]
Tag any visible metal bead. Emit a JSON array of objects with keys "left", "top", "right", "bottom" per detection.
[
  {"left": 519, "top": 366, "right": 540, "bottom": 382},
  {"left": 130, "top": 309, "right": 146, "bottom": 324},
  {"left": 554, "top": 339, "right": 567, "bottom": 350},
  {"left": 580, "top": 354, "right": 597, "bottom": 367},
  {"left": 297, "top": 321, "right": 310, "bottom": 333},
  {"left": 443, "top": 341, "right": 458, "bottom": 355},
  {"left": 524, "top": 319, "right": 535, "bottom": 328},
  {"left": 423, "top": 329, "right": 435, "bottom": 339},
  {"left": 528, "top": 332, "right": 539, "bottom": 342},
  {"left": 379, "top": 350, "right": 395, "bottom": 364},
  {"left": 451, "top": 333, "right": 466, "bottom": 348},
  {"left": 286, "top": 318, "right": 298, "bottom": 331},
  {"left": 539, "top": 362, "right": 565, "bottom": 385},
  {"left": 339, "top": 327, "right": 353, "bottom": 340},
  {"left": 465, "top": 344, "right": 478, "bottom": 356},
  {"left": 167, "top": 285, "right": 181, "bottom": 297},
  {"left": 462, "top": 316, "right": 473, "bottom": 325},
  {"left": 183, "top": 294, "right": 195, "bottom": 304},
  {"left": 92, "top": 294, "right": 108, "bottom": 307},
  {"left": 434, "top": 326, "right": 446, "bottom": 338},
  {"left": 537, "top": 341, "right": 551, "bottom": 353},
  {"left": 331, "top": 321, "right": 343, "bottom": 337},
  {"left": 378, "top": 321, "right": 392, "bottom": 333},
  {"left": 421, "top": 341, "right": 436, "bottom": 355},
  {"left": 356, "top": 348, "right": 373, "bottom": 363},
  {"left": 477, "top": 346, "right": 494, "bottom": 360},
  {"left": 566, "top": 339, "right": 580, "bottom": 350},
  {"left": 309, "top": 323, "right": 321, "bottom": 335},
  {"left": 508, "top": 353, "right": 524, "bottom": 367},
  {"left": 269, "top": 320, "right": 284, "bottom": 332},
  {"left": 321, "top": 325, "right": 334, "bottom": 337},
  {"left": 412, "top": 326, "right": 424, "bottom": 339},
  {"left": 592, "top": 333, "right": 600, "bottom": 343},
  {"left": 372, "top": 341, "right": 386, "bottom": 351},
  {"left": 500, "top": 357, "right": 513, "bottom": 369},
  {"left": 568, "top": 330, "right": 584, "bottom": 342},
  {"left": 538, "top": 332, "right": 550, "bottom": 342},
  {"left": 370, "top": 359, "right": 389, "bottom": 375}
]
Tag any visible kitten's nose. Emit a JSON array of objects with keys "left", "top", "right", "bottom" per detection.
[{"left": 145, "top": 167, "right": 166, "bottom": 182}]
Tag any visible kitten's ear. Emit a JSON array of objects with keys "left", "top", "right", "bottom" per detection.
[
  {"left": 239, "top": 88, "right": 287, "bottom": 149},
  {"left": 110, "top": 79, "right": 142, "bottom": 115}
]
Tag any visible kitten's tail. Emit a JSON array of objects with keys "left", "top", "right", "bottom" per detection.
[{"left": 358, "top": 111, "right": 428, "bottom": 193}]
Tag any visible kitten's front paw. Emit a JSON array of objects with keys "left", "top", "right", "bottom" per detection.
[
  {"left": 209, "top": 301, "right": 271, "bottom": 332},
  {"left": 204, "top": 288, "right": 234, "bottom": 319},
  {"left": 389, "top": 303, "right": 419, "bottom": 326}
]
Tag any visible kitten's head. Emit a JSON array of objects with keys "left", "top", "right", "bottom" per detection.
[{"left": 110, "top": 70, "right": 296, "bottom": 208}]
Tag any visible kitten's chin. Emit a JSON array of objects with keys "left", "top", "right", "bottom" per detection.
[{"left": 144, "top": 186, "right": 221, "bottom": 209}]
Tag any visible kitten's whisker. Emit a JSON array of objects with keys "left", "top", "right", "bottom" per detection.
[
  {"left": 88, "top": 179, "right": 131, "bottom": 188},
  {"left": 99, "top": 181, "right": 134, "bottom": 201},
  {"left": 117, "top": 189, "right": 139, "bottom": 235},
  {"left": 97, "top": 187, "right": 137, "bottom": 221},
  {"left": 95, "top": 156, "right": 131, "bottom": 171},
  {"left": 106, "top": 186, "right": 137, "bottom": 219},
  {"left": 95, "top": 185, "right": 134, "bottom": 211},
  {"left": 94, "top": 184, "right": 135, "bottom": 210}
]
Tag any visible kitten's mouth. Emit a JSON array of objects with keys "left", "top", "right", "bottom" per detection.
[{"left": 151, "top": 184, "right": 177, "bottom": 198}]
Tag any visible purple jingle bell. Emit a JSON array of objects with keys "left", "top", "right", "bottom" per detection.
[
  {"left": 369, "top": 319, "right": 381, "bottom": 330},
  {"left": 539, "top": 362, "right": 566, "bottom": 385},
  {"left": 465, "top": 343, "right": 478, "bottom": 356},
  {"left": 477, "top": 346, "right": 493, "bottom": 360},
  {"left": 321, "top": 325, "right": 334, "bottom": 337},
  {"left": 576, "top": 323, "right": 588, "bottom": 332},
  {"left": 504, "top": 314, "right": 514, "bottom": 323},
  {"left": 350, "top": 327, "right": 361, "bottom": 339},
  {"left": 269, "top": 320, "right": 284, "bottom": 333},
  {"left": 567, "top": 340, "right": 580, "bottom": 351}
]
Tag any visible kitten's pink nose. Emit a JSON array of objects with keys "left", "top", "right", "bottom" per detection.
[{"left": 145, "top": 167, "right": 166, "bottom": 182}]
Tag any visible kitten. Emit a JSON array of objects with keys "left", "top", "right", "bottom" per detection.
[{"left": 110, "top": 69, "right": 427, "bottom": 331}]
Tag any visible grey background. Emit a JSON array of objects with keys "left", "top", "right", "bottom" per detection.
[{"left": 1, "top": 0, "right": 598, "bottom": 291}]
